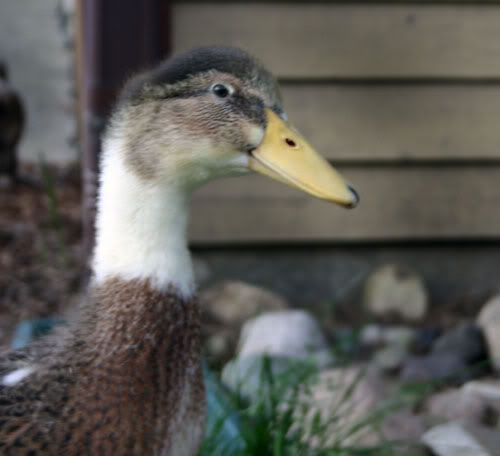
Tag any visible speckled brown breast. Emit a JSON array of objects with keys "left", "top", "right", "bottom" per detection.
[{"left": 0, "top": 278, "right": 206, "bottom": 455}]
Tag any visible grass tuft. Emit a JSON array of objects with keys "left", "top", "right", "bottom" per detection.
[{"left": 202, "top": 357, "right": 427, "bottom": 456}]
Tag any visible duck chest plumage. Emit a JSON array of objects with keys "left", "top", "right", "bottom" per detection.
[{"left": 0, "top": 279, "right": 204, "bottom": 455}]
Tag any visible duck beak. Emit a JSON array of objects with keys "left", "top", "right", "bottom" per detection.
[{"left": 249, "top": 109, "right": 359, "bottom": 208}]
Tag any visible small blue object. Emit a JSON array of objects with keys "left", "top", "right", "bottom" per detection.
[
  {"left": 10, "top": 318, "right": 65, "bottom": 350},
  {"left": 203, "top": 364, "right": 246, "bottom": 455}
]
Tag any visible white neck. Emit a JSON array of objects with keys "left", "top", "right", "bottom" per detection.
[{"left": 92, "top": 137, "right": 195, "bottom": 298}]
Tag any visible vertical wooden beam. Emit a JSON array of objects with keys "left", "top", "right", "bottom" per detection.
[{"left": 77, "top": 0, "right": 171, "bottom": 263}]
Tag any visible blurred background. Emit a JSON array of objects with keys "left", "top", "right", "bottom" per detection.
[
  {"left": 3, "top": 0, "right": 500, "bottom": 319},
  {"left": 2, "top": 1, "right": 500, "bottom": 452}
]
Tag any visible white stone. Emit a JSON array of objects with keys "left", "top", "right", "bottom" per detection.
[
  {"left": 477, "top": 295, "right": 500, "bottom": 372},
  {"left": 237, "top": 310, "right": 332, "bottom": 366},
  {"left": 364, "top": 264, "right": 428, "bottom": 322},
  {"left": 463, "top": 380, "right": 500, "bottom": 401},
  {"left": 422, "top": 422, "right": 500, "bottom": 456}
]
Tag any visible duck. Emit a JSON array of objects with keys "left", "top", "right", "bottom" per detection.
[
  {"left": 0, "top": 46, "right": 358, "bottom": 455},
  {"left": 0, "top": 61, "right": 24, "bottom": 182}
]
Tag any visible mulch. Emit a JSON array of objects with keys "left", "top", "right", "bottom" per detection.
[{"left": 0, "top": 165, "right": 84, "bottom": 347}]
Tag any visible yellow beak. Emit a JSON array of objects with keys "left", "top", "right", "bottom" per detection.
[{"left": 249, "top": 109, "right": 359, "bottom": 208}]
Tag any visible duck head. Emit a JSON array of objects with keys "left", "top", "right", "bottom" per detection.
[{"left": 112, "top": 46, "right": 358, "bottom": 207}]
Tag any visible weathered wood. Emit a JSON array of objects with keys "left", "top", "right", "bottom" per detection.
[
  {"left": 190, "top": 166, "right": 500, "bottom": 242},
  {"left": 173, "top": 3, "right": 500, "bottom": 79},
  {"left": 175, "top": 3, "right": 500, "bottom": 243},
  {"left": 281, "top": 83, "right": 500, "bottom": 162}
]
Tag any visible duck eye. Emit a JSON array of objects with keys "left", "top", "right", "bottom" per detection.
[{"left": 211, "top": 83, "right": 231, "bottom": 98}]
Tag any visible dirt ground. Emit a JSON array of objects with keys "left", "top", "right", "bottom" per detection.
[{"left": 0, "top": 165, "right": 84, "bottom": 347}]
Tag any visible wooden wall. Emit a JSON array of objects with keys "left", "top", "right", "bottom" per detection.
[{"left": 171, "top": 2, "right": 500, "bottom": 243}]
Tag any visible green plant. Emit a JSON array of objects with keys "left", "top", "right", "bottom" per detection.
[{"left": 202, "top": 357, "right": 426, "bottom": 456}]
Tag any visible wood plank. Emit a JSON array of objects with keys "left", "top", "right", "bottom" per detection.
[
  {"left": 189, "top": 166, "right": 500, "bottom": 242},
  {"left": 281, "top": 83, "right": 500, "bottom": 162},
  {"left": 173, "top": 3, "right": 500, "bottom": 79}
]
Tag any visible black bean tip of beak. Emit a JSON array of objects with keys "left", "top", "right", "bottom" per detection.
[{"left": 347, "top": 185, "right": 360, "bottom": 209}]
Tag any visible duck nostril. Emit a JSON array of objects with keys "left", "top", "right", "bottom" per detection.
[{"left": 285, "top": 138, "right": 296, "bottom": 147}]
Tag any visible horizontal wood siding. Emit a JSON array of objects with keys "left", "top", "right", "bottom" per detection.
[
  {"left": 172, "top": 2, "right": 500, "bottom": 242},
  {"left": 282, "top": 84, "right": 500, "bottom": 162},
  {"left": 191, "top": 167, "right": 500, "bottom": 242},
  {"left": 173, "top": 3, "right": 500, "bottom": 79}
]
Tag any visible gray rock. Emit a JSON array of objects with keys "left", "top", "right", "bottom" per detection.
[
  {"left": 360, "top": 324, "right": 415, "bottom": 350},
  {"left": 360, "top": 324, "right": 384, "bottom": 347},
  {"left": 362, "top": 325, "right": 415, "bottom": 373},
  {"left": 200, "top": 281, "right": 288, "bottom": 327},
  {"left": 383, "top": 326, "right": 416, "bottom": 349},
  {"left": 432, "top": 323, "right": 487, "bottom": 364},
  {"left": 401, "top": 352, "right": 478, "bottom": 384},
  {"left": 422, "top": 422, "right": 500, "bottom": 456},
  {"left": 477, "top": 295, "right": 500, "bottom": 372},
  {"left": 464, "top": 380, "right": 500, "bottom": 400},
  {"left": 238, "top": 310, "right": 333, "bottom": 367},
  {"left": 425, "top": 388, "right": 491, "bottom": 425},
  {"left": 412, "top": 327, "right": 443, "bottom": 355},
  {"left": 374, "top": 344, "right": 407, "bottom": 373},
  {"left": 364, "top": 264, "right": 428, "bottom": 322},
  {"left": 463, "top": 380, "right": 500, "bottom": 415}
]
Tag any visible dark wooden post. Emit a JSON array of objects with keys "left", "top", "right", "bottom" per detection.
[{"left": 77, "top": 0, "right": 171, "bottom": 265}]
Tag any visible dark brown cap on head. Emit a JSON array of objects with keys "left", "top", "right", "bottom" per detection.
[
  {"left": 146, "top": 47, "right": 268, "bottom": 86},
  {"left": 119, "top": 46, "right": 281, "bottom": 109}
]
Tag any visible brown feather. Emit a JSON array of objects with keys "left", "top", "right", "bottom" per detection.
[{"left": 0, "top": 279, "right": 205, "bottom": 455}]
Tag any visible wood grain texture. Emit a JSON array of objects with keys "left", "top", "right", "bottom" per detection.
[
  {"left": 281, "top": 83, "right": 500, "bottom": 161},
  {"left": 175, "top": 2, "right": 500, "bottom": 242},
  {"left": 190, "top": 166, "right": 500, "bottom": 242},
  {"left": 173, "top": 3, "right": 500, "bottom": 79}
]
